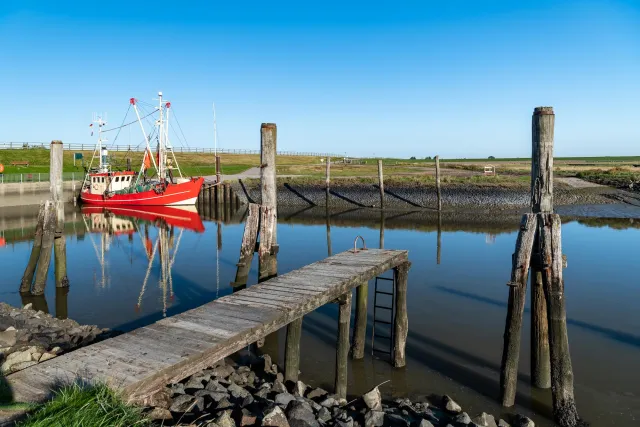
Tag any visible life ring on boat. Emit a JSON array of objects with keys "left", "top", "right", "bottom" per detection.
[{"left": 92, "top": 183, "right": 99, "bottom": 191}]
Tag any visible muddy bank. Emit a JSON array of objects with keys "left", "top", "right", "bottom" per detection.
[
  {"left": 233, "top": 181, "right": 617, "bottom": 211},
  {"left": 144, "top": 356, "right": 535, "bottom": 427}
]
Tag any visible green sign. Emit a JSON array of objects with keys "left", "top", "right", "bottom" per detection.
[{"left": 74, "top": 153, "right": 83, "bottom": 160}]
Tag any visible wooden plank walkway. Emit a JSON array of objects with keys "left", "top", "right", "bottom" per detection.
[{"left": 6, "top": 248, "right": 409, "bottom": 404}]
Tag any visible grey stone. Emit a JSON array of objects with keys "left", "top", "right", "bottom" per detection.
[
  {"left": 286, "top": 400, "right": 320, "bottom": 427},
  {"left": 335, "top": 416, "right": 354, "bottom": 427},
  {"left": 455, "top": 412, "right": 471, "bottom": 424},
  {"left": 171, "top": 383, "right": 186, "bottom": 395},
  {"left": 147, "top": 407, "right": 173, "bottom": 420},
  {"left": 1, "top": 350, "right": 34, "bottom": 374},
  {"left": 273, "top": 379, "right": 288, "bottom": 393},
  {"left": 473, "top": 412, "right": 498, "bottom": 427},
  {"left": 8, "top": 360, "right": 37, "bottom": 371},
  {"left": 417, "top": 420, "right": 435, "bottom": 427},
  {"left": 364, "top": 410, "right": 385, "bottom": 427},
  {"left": 185, "top": 376, "right": 205, "bottom": 391},
  {"left": 216, "top": 411, "right": 237, "bottom": 427},
  {"left": 320, "top": 396, "right": 337, "bottom": 407},
  {"left": 294, "top": 380, "right": 307, "bottom": 397},
  {"left": 141, "top": 388, "right": 172, "bottom": 409},
  {"left": 194, "top": 390, "right": 229, "bottom": 403},
  {"left": 239, "top": 408, "right": 257, "bottom": 426},
  {"left": 443, "top": 395, "right": 462, "bottom": 413},
  {"left": 263, "top": 405, "right": 290, "bottom": 427},
  {"left": 22, "top": 303, "right": 33, "bottom": 310},
  {"left": 206, "top": 379, "right": 228, "bottom": 392},
  {"left": 275, "top": 392, "right": 296, "bottom": 408},
  {"left": 317, "top": 407, "right": 332, "bottom": 423},
  {"left": 277, "top": 372, "right": 284, "bottom": 382},
  {"left": 228, "top": 382, "right": 250, "bottom": 399},
  {"left": 170, "top": 394, "right": 198, "bottom": 412},
  {"left": 512, "top": 415, "right": 534, "bottom": 427},
  {"left": 0, "top": 330, "right": 17, "bottom": 347},
  {"left": 212, "top": 364, "right": 236, "bottom": 379},
  {"left": 306, "top": 387, "right": 328, "bottom": 400},
  {"left": 255, "top": 387, "right": 270, "bottom": 399},
  {"left": 261, "top": 354, "right": 274, "bottom": 372},
  {"left": 498, "top": 420, "right": 511, "bottom": 427},
  {"left": 362, "top": 386, "right": 382, "bottom": 411},
  {"left": 240, "top": 394, "right": 255, "bottom": 408},
  {"left": 216, "top": 397, "right": 234, "bottom": 410}
]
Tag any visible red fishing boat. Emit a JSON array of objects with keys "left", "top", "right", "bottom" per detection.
[{"left": 80, "top": 92, "right": 204, "bottom": 206}]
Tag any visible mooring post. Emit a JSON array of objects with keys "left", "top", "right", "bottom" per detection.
[
  {"left": 379, "top": 211, "right": 385, "bottom": 249},
  {"left": 215, "top": 186, "right": 223, "bottom": 221},
  {"left": 530, "top": 106, "right": 554, "bottom": 389},
  {"left": 437, "top": 211, "right": 442, "bottom": 265},
  {"left": 215, "top": 155, "right": 221, "bottom": 185},
  {"left": 500, "top": 214, "right": 537, "bottom": 406},
  {"left": 539, "top": 213, "right": 582, "bottom": 427},
  {"left": 326, "top": 156, "right": 331, "bottom": 203},
  {"left": 233, "top": 204, "right": 260, "bottom": 290},
  {"left": 224, "top": 183, "right": 231, "bottom": 222},
  {"left": 351, "top": 281, "right": 368, "bottom": 359},
  {"left": 55, "top": 286, "right": 69, "bottom": 320},
  {"left": 335, "top": 291, "right": 352, "bottom": 399},
  {"left": 32, "top": 201, "right": 57, "bottom": 295},
  {"left": 284, "top": 317, "right": 303, "bottom": 382},
  {"left": 20, "top": 202, "right": 45, "bottom": 292},
  {"left": 393, "top": 262, "right": 410, "bottom": 368},
  {"left": 53, "top": 201, "right": 69, "bottom": 288},
  {"left": 377, "top": 159, "right": 384, "bottom": 208},
  {"left": 326, "top": 206, "right": 332, "bottom": 257},
  {"left": 435, "top": 155, "right": 442, "bottom": 211},
  {"left": 259, "top": 123, "right": 278, "bottom": 282}
]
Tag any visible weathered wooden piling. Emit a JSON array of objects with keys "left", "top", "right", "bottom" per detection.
[
  {"left": 215, "top": 155, "right": 221, "bottom": 185},
  {"left": 500, "top": 214, "right": 536, "bottom": 406},
  {"left": 284, "top": 317, "right": 303, "bottom": 382},
  {"left": 539, "top": 213, "right": 581, "bottom": 427},
  {"left": 32, "top": 201, "right": 57, "bottom": 295},
  {"left": 50, "top": 140, "right": 63, "bottom": 204},
  {"left": 55, "top": 286, "right": 69, "bottom": 320},
  {"left": 377, "top": 159, "right": 384, "bottom": 208},
  {"left": 233, "top": 204, "right": 260, "bottom": 289},
  {"left": 379, "top": 211, "right": 385, "bottom": 249},
  {"left": 259, "top": 123, "right": 278, "bottom": 282},
  {"left": 258, "top": 206, "right": 277, "bottom": 282},
  {"left": 437, "top": 211, "right": 442, "bottom": 265},
  {"left": 224, "top": 183, "right": 231, "bottom": 222},
  {"left": 20, "top": 202, "right": 46, "bottom": 292},
  {"left": 393, "top": 262, "right": 410, "bottom": 367},
  {"left": 326, "top": 207, "right": 332, "bottom": 257},
  {"left": 530, "top": 106, "right": 553, "bottom": 389},
  {"left": 435, "top": 155, "right": 442, "bottom": 211},
  {"left": 351, "top": 282, "right": 368, "bottom": 359},
  {"left": 335, "top": 291, "right": 352, "bottom": 399}
]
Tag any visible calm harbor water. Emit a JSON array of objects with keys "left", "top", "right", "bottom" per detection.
[{"left": 1, "top": 202, "right": 639, "bottom": 426}]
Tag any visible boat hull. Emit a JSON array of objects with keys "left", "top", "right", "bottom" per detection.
[{"left": 80, "top": 177, "right": 204, "bottom": 206}]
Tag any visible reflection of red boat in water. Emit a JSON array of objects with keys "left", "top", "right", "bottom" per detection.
[{"left": 81, "top": 205, "right": 205, "bottom": 233}]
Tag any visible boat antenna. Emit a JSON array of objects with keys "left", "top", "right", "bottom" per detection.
[{"left": 213, "top": 102, "right": 218, "bottom": 158}]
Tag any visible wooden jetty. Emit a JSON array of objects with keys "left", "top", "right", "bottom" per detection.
[{"left": 7, "top": 248, "right": 409, "bottom": 405}]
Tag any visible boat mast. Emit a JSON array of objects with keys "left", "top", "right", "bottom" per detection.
[
  {"left": 158, "top": 92, "right": 164, "bottom": 181},
  {"left": 131, "top": 98, "right": 159, "bottom": 178}
]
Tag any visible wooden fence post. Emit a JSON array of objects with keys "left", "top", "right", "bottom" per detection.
[
  {"left": 393, "top": 262, "right": 410, "bottom": 368},
  {"left": 435, "top": 155, "right": 442, "bottom": 211},
  {"left": 285, "top": 317, "right": 303, "bottom": 382},
  {"left": 500, "top": 214, "right": 537, "bottom": 407},
  {"left": 335, "top": 291, "right": 352, "bottom": 399},
  {"left": 377, "top": 160, "right": 384, "bottom": 208}
]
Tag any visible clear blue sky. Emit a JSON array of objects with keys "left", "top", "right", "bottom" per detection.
[{"left": 1, "top": 0, "right": 638, "bottom": 158}]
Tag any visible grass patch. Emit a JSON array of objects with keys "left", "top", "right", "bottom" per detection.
[
  {"left": 17, "top": 383, "right": 149, "bottom": 427},
  {"left": 576, "top": 168, "right": 640, "bottom": 190}
]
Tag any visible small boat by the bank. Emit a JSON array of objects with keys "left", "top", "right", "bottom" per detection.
[{"left": 80, "top": 92, "right": 204, "bottom": 206}]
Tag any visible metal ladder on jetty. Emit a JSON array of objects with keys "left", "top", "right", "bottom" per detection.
[{"left": 371, "top": 274, "right": 396, "bottom": 359}]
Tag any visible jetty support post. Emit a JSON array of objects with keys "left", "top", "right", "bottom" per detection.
[
  {"left": 351, "top": 281, "right": 368, "bottom": 359},
  {"left": 259, "top": 123, "right": 278, "bottom": 282},
  {"left": 437, "top": 211, "right": 442, "bottom": 265},
  {"left": 335, "top": 291, "right": 352, "bottom": 399},
  {"left": 377, "top": 159, "right": 384, "bottom": 208},
  {"left": 284, "top": 317, "right": 303, "bottom": 382},
  {"left": 435, "top": 155, "right": 442, "bottom": 211},
  {"left": 393, "top": 262, "right": 410, "bottom": 367},
  {"left": 52, "top": 141, "right": 68, "bottom": 288},
  {"left": 224, "top": 183, "right": 231, "bottom": 222},
  {"left": 500, "top": 214, "right": 537, "bottom": 407},
  {"left": 530, "top": 106, "right": 554, "bottom": 389},
  {"left": 216, "top": 155, "right": 221, "bottom": 185}
]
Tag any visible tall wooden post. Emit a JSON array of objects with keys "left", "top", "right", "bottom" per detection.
[
  {"left": 32, "top": 201, "right": 56, "bottom": 295},
  {"left": 224, "top": 183, "right": 231, "bottom": 222},
  {"left": 393, "top": 262, "right": 410, "bottom": 368},
  {"left": 232, "top": 204, "right": 259, "bottom": 290},
  {"left": 379, "top": 211, "right": 385, "bottom": 249},
  {"left": 285, "top": 317, "right": 303, "bottom": 382},
  {"left": 377, "top": 160, "right": 384, "bottom": 208},
  {"left": 530, "top": 107, "right": 553, "bottom": 389},
  {"left": 216, "top": 184, "right": 224, "bottom": 212},
  {"left": 437, "top": 211, "right": 442, "bottom": 265},
  {"left": 435, "top": 155, "right": 442, "bottom": 211},
  {"left": 55, "top": 286, "right": 69, "bottom": 319},
  {"left": 259, "top": 123, "right": 278, "bottom": 282},
  {"left": 50, "top": 141, "right": 63, "bottom": 205},
  {"left": 326, "top": 206, "right": 332, "bottom": 257},
  {"left": 335, "top": 291, "right": 352, "bottom": 399}
]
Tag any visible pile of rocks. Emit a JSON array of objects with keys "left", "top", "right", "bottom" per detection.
[
  {"left": 144, "top": 355, "right": 536, "bottom": 427},
  {"left": 0, "top": 302, "right": 110, "bottom": 374}
]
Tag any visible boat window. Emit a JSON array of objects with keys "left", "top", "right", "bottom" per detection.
[
  {"left": 115, "top": 177, "right": 120, "bottom": 182},
  {"left": 101, "top": 177, "right": 105, "bottom": 183}
]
